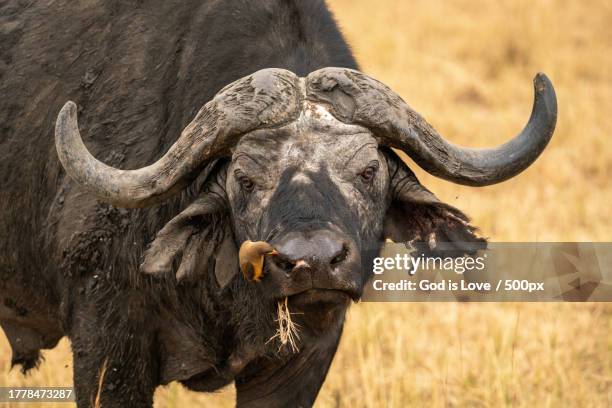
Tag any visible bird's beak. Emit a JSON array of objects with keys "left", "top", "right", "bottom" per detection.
[{"left": 239, "top": 241, "right": 278, "bottom": 282}]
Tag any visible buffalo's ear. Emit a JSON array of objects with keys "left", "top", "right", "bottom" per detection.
[
  {"left": 213, "top": 225, "right": 239, "bottom": 289},
  {"left": 140, "top": 166, "right": 239, "bottom": 288},
  {"left": 383, "top": 151, "right": 486, "bottom": 256}
]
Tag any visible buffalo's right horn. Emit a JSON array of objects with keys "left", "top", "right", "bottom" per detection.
[
  {"left": 306, "top": 68, "right": 557, "bottom": 187},
  {"left": 55, "top": 68, "right": 300, "bottom": 208}
]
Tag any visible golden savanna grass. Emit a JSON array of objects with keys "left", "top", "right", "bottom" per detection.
[{"left": 1, "top": 0, "right": 610, "bottom": 406}]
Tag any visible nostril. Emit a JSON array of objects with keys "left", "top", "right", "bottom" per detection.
[
  {"left": 272, "top": 256, "right": 296, "bottom": 274},
  {"left": 330, "top": 244, "right": 349, "bottom": 266}
]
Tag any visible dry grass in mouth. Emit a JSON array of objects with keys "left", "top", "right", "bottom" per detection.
[{"left": 267, "top": 297, "right": 302, "bottom": 354}]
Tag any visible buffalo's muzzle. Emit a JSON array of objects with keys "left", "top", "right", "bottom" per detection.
[{"left": 262, "top": 229, "right": 361, "bottom": 300}]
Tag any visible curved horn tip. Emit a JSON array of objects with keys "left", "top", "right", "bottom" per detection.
[
  {"left": 56, "top": 101, "right": 78, "bottom": 132},
  {"left": 64, "top": 100, "right": 77, "bottom": 111},
  {"left": 533, "top": 72, "right": 558, "bottom": 120},
  {"left": 59, "top": 100, "right": 77, "bottom": 118},
  {"left": 533, "top": 72, "right": 557, "bottom": 111},
  {"left": 533, "top": 73, "right": 555, "bottom": 95}
]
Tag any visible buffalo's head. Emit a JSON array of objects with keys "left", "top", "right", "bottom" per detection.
[{"left": 54, "top": 67, "right": 556, "bottom": 336}]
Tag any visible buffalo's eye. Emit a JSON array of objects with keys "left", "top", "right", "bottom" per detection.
[
  {"left": 239, "top": 176, "right": 255, "bottom": 191},
  {"left": 359, "top": 163, "right": 378, "bottom": 182}
]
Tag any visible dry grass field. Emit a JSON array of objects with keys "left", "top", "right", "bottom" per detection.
[{"left": 1, "top": 0, "right": 611, "bottom": 406}]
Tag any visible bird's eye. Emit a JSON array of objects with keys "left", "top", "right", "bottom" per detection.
[
  {"left": 359, "top": 165, "right": 377, "bottom": 182},
  {"left": 239, "top": 176, "right": 255, "bottom": 191}
]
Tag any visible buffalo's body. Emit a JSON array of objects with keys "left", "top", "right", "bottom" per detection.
[
  {"left": 0, "top": 1, "right": 357, "bottom": 406},
  {"left": 0, "top": 0, "right": 557, "bottom": 406}
]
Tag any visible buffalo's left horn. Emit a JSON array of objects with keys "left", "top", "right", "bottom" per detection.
[
  {"left": 55, "top": 68, "right": 300, "bottom": 208},
  {"left": 306, "top": 68, "right": 557, "bottom": 186}
]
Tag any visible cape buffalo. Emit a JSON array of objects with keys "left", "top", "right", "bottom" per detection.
[{"left": 0, "top": 0, "right": 556, "bottom": 406}]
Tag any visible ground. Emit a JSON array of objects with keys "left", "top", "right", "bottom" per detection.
[{"left": 1, "top": 0, "right": 610, "bottom": 406}]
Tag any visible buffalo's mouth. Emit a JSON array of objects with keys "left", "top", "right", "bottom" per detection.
[
  {"left": 237, "top": 235, "right": 363, "bottom": 302},
  {"left": 261, "top": 265, "right": 362, "bottom": 304},
  {"left": 288, "top": 288, "right": 354, "bottom": 308},
  {"left": 285, "top": 289, "right": 352, "bottom": 333},
  {"left": 247, "top": 228, "right": 363, "bottom": 303}
]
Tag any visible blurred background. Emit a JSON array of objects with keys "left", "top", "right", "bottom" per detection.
[{"left": 1, "top": 0, "right": 610, "bottom": 406}]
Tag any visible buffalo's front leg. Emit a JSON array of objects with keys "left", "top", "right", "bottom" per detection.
[
  {"left": 235, "top": 322, "right": 344, "bottom": 408},
  {"left": 68, "top": 284, "right": 157, "bottom": 408}
]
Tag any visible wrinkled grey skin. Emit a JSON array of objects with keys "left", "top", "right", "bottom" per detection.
[
  {"left": 228, "top": 104, "right": 385, "bottom": 238},
  {"left": 227, "top": 103, "right": 389, "bottom": 299}
]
